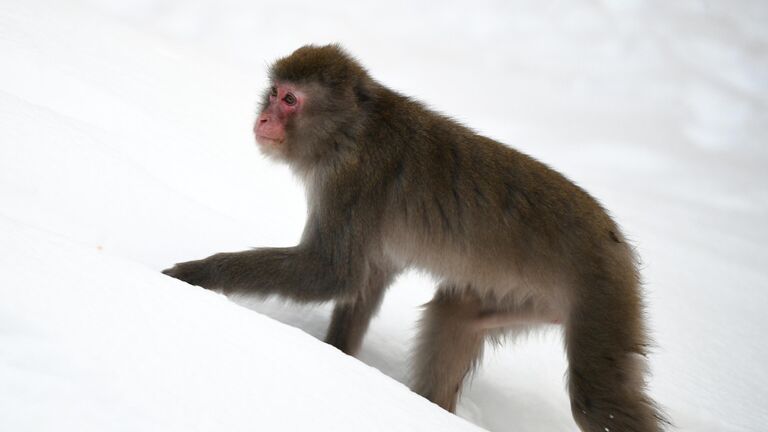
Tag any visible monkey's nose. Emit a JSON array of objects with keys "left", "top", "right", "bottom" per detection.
[{"left": 254, "top": 115, "right": 269, "bottom": 134}]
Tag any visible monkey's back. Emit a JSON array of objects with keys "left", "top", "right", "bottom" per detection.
[{"left": 368, "top": 88, "right": 636, "bottom": 301}]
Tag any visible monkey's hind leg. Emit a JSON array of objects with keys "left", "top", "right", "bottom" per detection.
[
  {"left": 566, "top": 277, "right": 667, "bottom": 432},
  {"left": 324, "top": 266, "right": 393, "bottom": 356},
  {"left": 411, "top": 287, "right": 486, "bottom": 412}
]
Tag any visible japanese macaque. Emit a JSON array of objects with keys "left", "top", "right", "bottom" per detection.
[{"left": 164, "top": 44, "right": 667, "bottom": 431}]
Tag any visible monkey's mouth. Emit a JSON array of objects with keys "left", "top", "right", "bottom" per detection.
[{"left": 255, "top": 135, "right": 284, "bottom": 146}]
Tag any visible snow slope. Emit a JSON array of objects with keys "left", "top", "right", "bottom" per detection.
[
  {"left": 1, "top": 0, "right": 767, "bottom": 431},
  {"left": 0, "top": 218, "right": 482, "bottom": 432}
]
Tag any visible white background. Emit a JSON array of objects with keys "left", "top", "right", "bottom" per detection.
[{"left": 1, "top": 1, "right": 766, "bottom": 431}]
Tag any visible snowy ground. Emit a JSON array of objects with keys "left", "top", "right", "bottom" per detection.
[{"left": 1, "top": 0, "right": 767, "bottom": 431}]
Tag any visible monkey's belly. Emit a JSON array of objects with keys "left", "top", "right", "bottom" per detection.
[{"left": 381, "top": 229, "right": 569, "bottom": 309}]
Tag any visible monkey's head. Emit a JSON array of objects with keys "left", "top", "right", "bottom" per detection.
[{"left": 255, "top": 44, "right": 375, "bottom": 167}]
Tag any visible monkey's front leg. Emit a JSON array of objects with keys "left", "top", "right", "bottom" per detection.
[
  {"left": 325, "top": 265, "right": 395, "bottom": 355},
  {"left": 163, "top": 247, "right": 352, "bottom": 303}
]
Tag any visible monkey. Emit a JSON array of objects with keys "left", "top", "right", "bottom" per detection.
[{"left": 163, "top": 44, "right": 667, "bottom": 431}]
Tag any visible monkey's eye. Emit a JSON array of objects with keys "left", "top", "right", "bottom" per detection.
[
  {"left": 269, "top": 86, "right": 278, "bottom": 97},
  {"left": 283, "top": 92, "right": 297, "bottom": 106}
]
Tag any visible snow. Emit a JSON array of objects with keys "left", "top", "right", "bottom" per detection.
[
  {"left": 0, "top": 219, "right": 479, "bottom": 432},
  {"left": 1, "top": 0, "right": 766, "bottom": 431}
]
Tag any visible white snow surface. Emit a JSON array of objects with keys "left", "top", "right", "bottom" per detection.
[{"left": 1, "top": 0, "right": 767, "bottom": 431}]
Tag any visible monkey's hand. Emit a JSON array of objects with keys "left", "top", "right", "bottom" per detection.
[
  {"left": 162, "top": 254, "right": 227, "bottom": 290},
  {"left": 162, "top": 248, "right": 351, "bottom": 302}
]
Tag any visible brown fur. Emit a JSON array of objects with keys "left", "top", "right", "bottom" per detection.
[{"left": 164, "top": 44, "right": 667, "bottom": 431}]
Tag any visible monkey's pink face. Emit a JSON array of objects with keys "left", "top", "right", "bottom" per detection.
[{"left": 254, "top": 83, "right": 304, "bottom": 152}]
